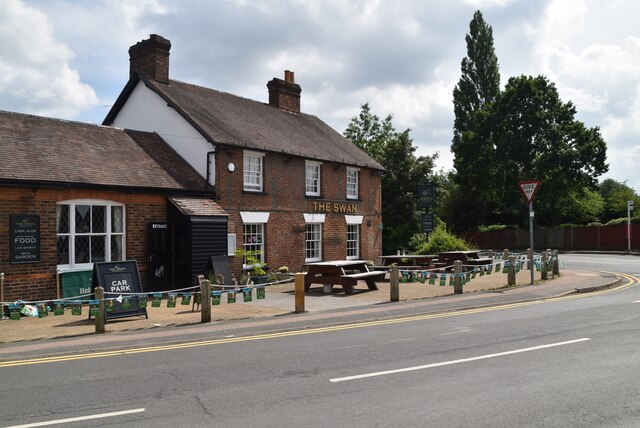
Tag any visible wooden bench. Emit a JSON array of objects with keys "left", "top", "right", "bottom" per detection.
[
  {"left": 340, "top": 271, "right": 386, "bottom": 293},
  {"left": 465, "top": 257, "right": 493, "bottom": 266}
]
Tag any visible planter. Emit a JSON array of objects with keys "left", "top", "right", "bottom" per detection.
[
  {"left": 276, "top": 273, "right": 294, "bottom": 282},
  {"left": 251, "top": 275, "right": 269, "bottom": 285}
]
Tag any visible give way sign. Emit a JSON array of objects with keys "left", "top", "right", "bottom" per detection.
[{"left": 519, "top": 181, "right": 540, "bottom": 203}]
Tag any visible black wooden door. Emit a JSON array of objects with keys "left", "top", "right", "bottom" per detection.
[{"left": 147, "top": 222, "right": 172, "bottom": 291}]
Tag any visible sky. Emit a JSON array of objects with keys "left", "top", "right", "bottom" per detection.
[{"left": 2, "top": 0, "right": 640, "bottom": 192}]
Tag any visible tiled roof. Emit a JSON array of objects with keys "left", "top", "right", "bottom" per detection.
[
  {"left": 0, "top": 110, "right": 210, "bottom": 191},
  {"left": 142, "top": 78, "right": 384, "bottom": 171},
  {"left": 169, "top": 197, "right": 228, "bottom": 216}
]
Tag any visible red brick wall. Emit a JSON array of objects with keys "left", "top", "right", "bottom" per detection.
[
  {"left": 0, "top": 187, "right": 166, "bottom": 302},
  {"left": 215, "top": 148, "right": 382, "bottom": 276}
]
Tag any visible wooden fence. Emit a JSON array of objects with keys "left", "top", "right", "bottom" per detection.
[{"left": 462, "top": 224, "right": 639, "bottom": 251}]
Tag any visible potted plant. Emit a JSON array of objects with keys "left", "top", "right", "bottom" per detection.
[
  {"left": 235, "top": 249, "right": 269, "bottom": 284},
  {"left": 276, "top": 266, "right": 293, "bottom": 282}
]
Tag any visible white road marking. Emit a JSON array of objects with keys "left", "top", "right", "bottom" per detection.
[
  {"left": 439, "top": 327, "right": 472, "bottom": 336},
  {"left": 4, "top": 408, "right": 146, "bottom": 428},
  {"left": 330, "top": 338, "right": 590, "bottom": 383}
]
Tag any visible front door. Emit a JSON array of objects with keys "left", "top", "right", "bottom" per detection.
[{"left": 147, "top": 222, "right": 172, "bottom": 291}]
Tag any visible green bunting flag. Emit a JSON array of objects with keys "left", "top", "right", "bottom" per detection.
[
  {"left": 256, "top": 286, "right": 266, "bottom": 299},
  {"left": 466, "top": 272, "right": 471, "bottom": 283},
  {"left": 137, "top": 295, "right": 148, "bottom": 309},
  {"left": 88, "top": 300, "right": 99, "bottom": 317},
  {"left": 105, "top": 299, "right": 114, "bottom": 312},
  {"left": 180, "top": 293, "right": 192, "bottom": 306},
  {"left": 227, "top": 291, "right": 237, "bottom": 304},
  {"left": 71, "top": 301, "right": 82, "bottom": 316},
  {"left": 448, "top": 274, "right": 455, "bottom": 286},
  {"left": 471, "top": 271, "right": 477, "bottom": 279},
  {"left": 9, "top": 304, "right": 21, "bottom": 320},
  {"left": 439, "top": 274, "right": 446, "bottom": 286},
  {"left": 121, "top": 296, "right": 132, "bottom": 310},
  {"left": 54, "top": 302, "right": 65, "bottom": 316},
  {"left": 36, "top": 303, "right": 48, "bottom": 318},
  {"left": 212, "top": 291, "right": 221, "bottom": 305},
  {"left": 428, "top": 272, "right": 436, "bottom": 285},
  {"left": 243, "top": 287, "right": 253, "bottom": 302},
  {"left": 194, "top": 293, "right": 202, "bottom": 305},
  {"left": 152, "top": 293, "right": 162, "bottom": 307},
  {"left": 496, "top": 263, "right": 501, "bottom": 272},
  {"left": 166, "top": 294, "right": 176, "bottom": 308}
]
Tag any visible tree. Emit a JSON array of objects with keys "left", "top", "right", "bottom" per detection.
[
  {"left": 448, "top": 10, "right": 501, "bottom": 230},
  {"left": 467, "top": 75, "right": 608, "bottom": 227},
  {"left": 344, "top": 104, "right": 437, "bottom": 254},
  {"left": 598, "top": 178, "right": 639, "bottom": 222},
  {"left": 452, "top": 10, "right": 501, "bottom": 139}
]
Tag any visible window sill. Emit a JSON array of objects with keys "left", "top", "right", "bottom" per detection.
[{"left": 243, "top": 190, "right": 268, "bottom": 196}]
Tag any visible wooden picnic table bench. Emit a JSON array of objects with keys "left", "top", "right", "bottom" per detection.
[
  {"left": 378, "top": 254, "right": 437, "bottom": 268},
  {"left": 304, "top": 260, "right": 386, "bottom": 294}
]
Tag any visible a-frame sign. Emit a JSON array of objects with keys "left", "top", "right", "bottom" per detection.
[{"left": 519, "top": 181, "right": 540, "bottom": 203}]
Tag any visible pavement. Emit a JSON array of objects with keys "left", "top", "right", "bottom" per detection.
[{"left": 0, "top": 267, "right": 622, "bottom": 357}]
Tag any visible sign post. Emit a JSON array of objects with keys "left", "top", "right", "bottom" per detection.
[
  {"left": 628, "top": 200, "right": 634, "bottom": 252},
  {"left": 519, "top": 181, "right": 540, "bottom": 285},
  {"left": 418, "top": 182, "right": 437, "bottom": 238}
]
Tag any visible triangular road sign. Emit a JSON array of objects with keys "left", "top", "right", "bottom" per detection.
[{"left": 519, "top": 181, "right": 540, "bottom": 203}]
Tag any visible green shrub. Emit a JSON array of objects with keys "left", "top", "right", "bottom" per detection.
[
  {"left": 477, "top": 224, "right": 516, "bottom": 232},
  {"left": 414, "top": 224, "right": 471, "bottom": 254}
]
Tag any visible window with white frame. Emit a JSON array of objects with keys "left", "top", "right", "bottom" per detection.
[
  {"left": 305, "top": 161, "right": 321, "bottom": 196},
  {"left": 56, "top": 200, "right": 125, "bottom": 269},
  {"left": 346, "top": 224, "right": 360, "bottom": 259},
  {"left": 305, "top": 223, "right": 322, "bottom": 262},
  {"left": 347, "top": 167, "right": 359, "bottom": 200},
  {"left": 242, "top": 223, "right": 265, "bottom": 263},
  {"left": 243, "top": 151, "right": 264, "bottom": 192}
]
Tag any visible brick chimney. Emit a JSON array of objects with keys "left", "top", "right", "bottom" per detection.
[
  {"left": 128, "top": 34, "right": 171, "bottom": 84},
  {"left": 267, "top": 70, "right": 301, "bottom": 113}
]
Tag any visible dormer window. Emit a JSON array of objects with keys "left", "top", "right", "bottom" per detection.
[{"left": 305, "top": 161, "right": 321, "bottom": 196}]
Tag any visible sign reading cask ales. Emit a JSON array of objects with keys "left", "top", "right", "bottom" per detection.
[{"left": 10, "top": 215, "right": 40, "bottom": 264}]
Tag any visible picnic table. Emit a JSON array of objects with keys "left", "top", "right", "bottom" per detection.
[
  {"left": 378, "top": 254, "right": 437, "bottom": 268},
  {"left": 304, "top": 260, "right": 386, "bottom": 294},
  {"left": 437, "top": 251, "right": 493, "bottom": 270}
]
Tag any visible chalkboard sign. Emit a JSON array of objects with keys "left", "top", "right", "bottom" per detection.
[
  {"left": 421, "top": 212, "right": 435, "bottom": 233},
  {"left": 10, "top": 215, "right": 40, "bottom": 263},
  {"left": 417, "top": 182, "right": 437, "bottom": 209},
  {"left": 92, "top": 260, "right": 147, "bottom": 321}
]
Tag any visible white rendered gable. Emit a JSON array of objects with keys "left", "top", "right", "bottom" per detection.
[{"left": 111, "top": 81, "right": 212, "bottom": 182}]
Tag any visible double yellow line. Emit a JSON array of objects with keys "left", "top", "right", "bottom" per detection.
[{"left": 1, "top": 272, "right": 636, "bottom": 368}]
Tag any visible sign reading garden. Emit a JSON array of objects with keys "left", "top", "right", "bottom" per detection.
[{"left": 10, "top": 214, "right": 40, "bottom": 264}]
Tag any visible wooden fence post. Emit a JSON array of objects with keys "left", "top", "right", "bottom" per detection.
[
  {"left": 553, "top": 250, "right": 560, "bottom": 276},
  {"left": 454, "top": 260, "right": 463, "bottom": 294},
  {"left": 503, "top": 249, "right": 510, "bottom": 261},
  {"left": 95, "top": 286, "right": 105, "bottom": 334},
  {"left": 390, "top": 264, "right": 399, "bottom": 302},
  {"left": 295, "top": 273, "right": 305, "bottom": 313},
  {"left": 201, "top": 279, "right": 211, "bottom": 323},
  {"left": 541, "top": 251, "right": 548, "bottom": 280},
  {"left": 508, "top": 255, "right": 516, "bottom": 286}
]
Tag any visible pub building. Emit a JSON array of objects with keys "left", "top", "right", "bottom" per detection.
[{"left": 0, "top": 34, "right": 383, "bottom": 303}]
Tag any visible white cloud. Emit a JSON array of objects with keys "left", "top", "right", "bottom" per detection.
[{"left": 0, "top": 0, "right": 98, "bottom": 118}]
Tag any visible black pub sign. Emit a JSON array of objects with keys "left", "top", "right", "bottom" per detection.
[
  {"left": 421, "top": 212, "right": 435, "bottom": 233},
  {"left": 417, "top": 182, "right": 437, "bottom": 209},
  {"left": 10, "top": 214, "right": 40, "bottom": 264}
]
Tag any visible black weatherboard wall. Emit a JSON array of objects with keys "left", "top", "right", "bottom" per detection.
[{"left": 168, "top": 198, "right": 228, "bottom": 288}]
